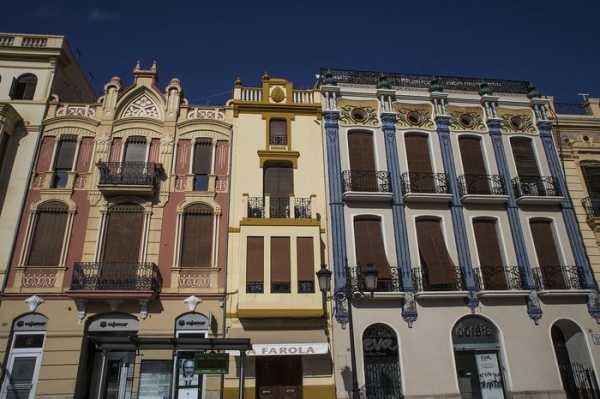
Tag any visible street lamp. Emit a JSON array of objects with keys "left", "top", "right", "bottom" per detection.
[{"left": 316, "top": 262, "right": 378, "bottom": 399}]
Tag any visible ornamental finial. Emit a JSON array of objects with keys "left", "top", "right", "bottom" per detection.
[
  {"left": 377, "top": 72, "right": 391, "bottom": 90},
  {"left": 428, "top": 76, "right": 444, "bottom": 93},
  {"left": 322, "top": 69, "right": 337, "bottom": 86},
  {"left": 479, "top": 81, "right": 493, "bottom": 96},
  {"left": 527, "top": 82, "right": 541, "bottom": 99}
]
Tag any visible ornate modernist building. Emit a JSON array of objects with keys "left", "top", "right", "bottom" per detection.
[
  {"left": 0, "top": 62, "right": 232, "bottom": 399},
  {"left": 319, "top": 69, "right": 600, "bottom": 399},
  {"left": 0, "top": 33, "right": 95, "bottom": 294},
  {"left": 223, "top": 74, "right": 334, "bottom": 399}
]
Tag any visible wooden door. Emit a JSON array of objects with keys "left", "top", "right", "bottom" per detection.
[{"left": 256, "top": 356, "right": 302, "bottom": 399}]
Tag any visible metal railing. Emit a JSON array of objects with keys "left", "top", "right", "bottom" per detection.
[
  {"left": 246, "top": 281, "right": 264, "bottom": 293},
  {"left": 270, "top": 198, "right": 290, "bottom": 218},
  {"left": 347, "top": 266, "right": 402, "bottom": 293},
  {"left": 298, "top": 281, "right": 315, "bottom": 293},
  {"left": 247, "top": 197, "right": 312, "bottom": 218},
  {"left": 269, "top": 134, "right": 288, "bottom": 145},
  {"left": 412, "top": 266, "right": 465, "bottom": 292},
  {"left": 247, "top": 197, "right": 264, "bottom": 218},
  {"left": 512, "top": 175, "right": 560, "bottom": 198},
  {"left": 98, "top": 162, "right": 159, "bottom": 186},
  {"left": 457, "top": 174, "right": 506, "bottom": 196},
  {"left": 70, "top": 262, "right": 162, "bottom": 292},
  {"left": 401, "top": 172, "right": 450, "bottom": 195},
  {"left": 294, "top": 198, "right": 312, "bottom": 219},
  {"left": 271, "top": 282, "right": 291, "bottom": 293},
  {"left": 341, "top": 170, "right": 391, "bottom": 193},
  {"left": 319, "top": 68, "right": 530, "bottom": 94},
  {"left": 473, "top": 266, "right": 527, "bottom": 291},
  {"left": 582, "top": 197, "right": 600, "bottom": 220},
  {"left": 532, "top": 265, "right": 585, "bottom": 290}
]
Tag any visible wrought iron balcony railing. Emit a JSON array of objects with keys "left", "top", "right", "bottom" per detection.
[
  {"left": 412, "top": 266, "right": 465, "bottom": 292},
  {"left": 70, "top": 262, "right": 162, "bottom": 293},
  {"left": 269, "top": 134, "right": 288, "bottom": 145},
  {"left": 298, "top": 280, "right": 315, "bottom": 293},
  {"left": 582, "top": 197, "right": 600, "bottom": 220},
  {"left": 98, "top": 161, "right": 159, "bottom": 186},
  {"left": 347, "top": 266, "right": 402, "bottom": 293},
  {"left": 247, "top": 197, "right": 312, "bottom": 219},
  {"left": 401, "top": 172, "right": 450, "bottom": 195},
  {"left": 341, "top": 170, "right": 391, "bottom": 193},
  {"left": 457, "top": 174, "right": 506, "bottom": 197},
  {"left": 532, "top": 265, "right": 585, "bottom": 291},
  {"left": 473, "top": 266, "right": 527, "bottom": 291},
  {"left": 512, "top": 175, "right": 560, "bottom": 198},
  {"left": 246, "top": 281, "right": 264, "bottom": 293}
]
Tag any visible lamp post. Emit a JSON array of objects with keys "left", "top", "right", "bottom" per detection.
[{"left": 317, "top": 262, "right": 378, "bottom": 399}]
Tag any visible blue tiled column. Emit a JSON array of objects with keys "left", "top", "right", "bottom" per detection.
[
  {"left": 381, "top": 113, "right": 417, "bottom": 326},
  {"left": 435, "top": 116, "right": 478, "bottom": 312}
]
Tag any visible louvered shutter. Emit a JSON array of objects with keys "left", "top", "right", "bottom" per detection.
[
  {"left": 27, "top": 202, "right": 68, "bottom": 266},
  {"left": 103, "top": 203, "right": 144, "bottom": 263},
  {"left": 416, "top": 219, "right": 456, "bottom": 286},
  {"left": 271, "top": 237, "right": 291, "bottom": 292},
  {"left": 473, "top": 219, "right": 507, "bottom": 289},
  {"left": 180, "top": 205, "right": 213, "bottom": 268}
]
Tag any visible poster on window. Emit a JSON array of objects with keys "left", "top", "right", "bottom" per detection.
[
  {"left": 138, "top": 361, "right": 172, "bottom": 399},
  {"left": 475, "top": 353, "right": 504, "bottom": 399}
]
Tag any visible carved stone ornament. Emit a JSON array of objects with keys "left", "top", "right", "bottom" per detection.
[
  {"left": 270, "top": 86, "right": 285, "bottom": 103},
  {"left": 25, "top": 295, "right": 45, "bottom": 312},
  {"left": 184, "top": 295, "right": 202, "bottom": 312},
  {"left": 123, "top": 94, "right": 160, "bottom": 118}
]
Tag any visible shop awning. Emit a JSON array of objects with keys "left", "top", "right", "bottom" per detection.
[
  {"left": 87, "top": 335, "right": 252, "bottom": 351},
  {"left": 227, "top": 328, "right": 329, "bottom": 356}
]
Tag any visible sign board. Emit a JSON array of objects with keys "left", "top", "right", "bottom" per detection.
[{"left": 195, "top": 353, "right": 229, "bottom": 374}]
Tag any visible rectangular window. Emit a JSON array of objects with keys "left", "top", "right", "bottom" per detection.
[
  {"left": 415, "top": 219, "right": 457, "bottom": 290},
  {"left": 264, "top": 164, "right": 293, "bottom": 218},
  {"left": 297, "top": 237, "right": 315, "bottom": 293},
  {"left": 405, "top": 134, "right": 435, "bottom": 192},
  {"left": 269, "top": 119, "right": 287, "bottom": 145},
  {"left": 53, "top": 135, "right": 77, "bottom": 188},
  {"left": 348, "top": 131, "right": 377, "bottom": 191},
  {"left": 27, "top": 202, "right": 69, "bottom": 266},
  {"left": 271, "top": 237, "right": 290, "bottom": 293},
  {"left": 353, "top": 217, "right": 391, "bottom": 291},
  {"left": 193, "top": 139, "right": 212, "bottom": 191},
  {"left": 473, "top": 219, "right": 507, "bottom": 289},
  {"left": 246, "top": 237, "right": 264, "bottom": 293},
  {"left": 459, "top": 136, "right": 489, "bottom": 194},
  {"left": 180, "top": 206, "right": 213, "bottom": 268},
  {"left": 530, "top": 220, "right": 565, "bottom": 289}
]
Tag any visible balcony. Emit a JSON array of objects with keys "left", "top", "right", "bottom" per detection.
[
  {"left": 412, "top": 266, "right": 466, "bottom": 296},
  {"left": 246, "top": 196, "right": 312, "bottom": 219},
  {"left": 582, "top": 197, "right": 600, "bottom": 220},
  {"left": 341, "top": 170, "right": 392, "bottom": 202},
  {"left": 347, "top": 265, "right": 402, "bottom": 294},
  {"left": 97, "top": 161, "right": 160, "bottom": 196},
  {"left": 532, "top": 265, "right": 586, "bottom": 292},
  {"left": 473, "top": 266, "right": 528, "bottom": 296},
  {"left": 512, "top": 175, "right": 562, "bottom": 205},
  {"left": 457, "top": 174, "right": 509, "bottom": 204},
  {"left": 401, "top": 172, "right": 452, "bottom": 203},
  {"left": 68, "top": 262, "right": 162, "bottom": 299}
]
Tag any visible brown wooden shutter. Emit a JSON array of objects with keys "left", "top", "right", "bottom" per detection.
[
  {"left": 530, "top": 219, "right": 564, "bottom": 288},
  {"left": 473, "top": 219, "right": 506, "bottom": 289},
  {"left": 353, "top": 217, "right": 391, "bottom": 279},
  {"left": 103, "top": 203, "right": 144, "bottom": 263},
  {"left": 271, "top": 237, "right": 291, "bottom": 289},
  {"left": 180, "top": 205, "right": 213, "bottom": 268},
  {"left": 581, "top": 162, "right": 600, "bottom": 197},
  {"left": 348, "top": 132, "right": 376, "bottom": 171},
  {"left": 55, "top": 135, "right": 77, "bottom": 169},
  {"left": 511, "top": 137, "right": 539, "bottom": 177},
  {"left": 27, "top": 202, "right": 68, "bottom": 266},
  {"left": 264, "top": 164, "right": 293, "bottom": 198},
  {"left": 405, "top": 134, "right": 433, "bottom": 173},
  {"left": 246, "top": 237, "right": 264, "bottom": 287},
  {"left": 297, "top": 237, "right": 315, "bottom": 283},
  {"left": 415, "top": 219, "right": 456, "bottom": 285},
  {"left": 193, "top": 139, "right": 212, "bottom": 174},
  {"left": 459, "top": 136, "right": 489, "bottom": 194}
]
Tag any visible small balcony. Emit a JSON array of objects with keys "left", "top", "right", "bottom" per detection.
[
  {"left": 532, "top": 265, "right": 586, "bottom": 292},
  {"left": 401, "top": 172, "right": 452, "bottom": 203},
  {"left": 457, "top": 174, "right": 509, "bottom": 204},
  {"left": 97, "top": 161, "right": 160, "bottom": 196},
  {"left": 68, "top": 262, "right": 162, "bottom": 299},
  {"left": 582, "top": 197, "right": 600, "bottom": 220},
  {"left": 347, "top": 265, "right": 402, "bottom": 293},
  {"left": 473, "top": 266, "right": 528, "bottom": 294},
  {"left": 512, "top": 175, "right": 562, "bottom": 205},
  {"left": 246, "top": 195, "right": 312, "bottom": 219},
  {"left": 341, "top": 170, "right": 392, "bottom": 201},
  {"left": 412, "top": 266, "right": 466, "bottom": 294}
]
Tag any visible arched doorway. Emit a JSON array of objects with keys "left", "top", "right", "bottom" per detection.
[
  {"left": 551, "top": 320, "right": 599, "bottom": 399},
  {"left": 362, "top": 323, "right": 403, "bottom": 399},
  {"left": 452, "top": 316, "right": 505, "bottom": 399}
]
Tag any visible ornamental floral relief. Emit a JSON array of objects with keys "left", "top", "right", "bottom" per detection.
[
  {"left": 447, "top": 106, "right": 486, "bottom": 132},
  {"left": 179, "top": 270, "right": 212, "bottom": 288},
  {"left": 22, "top": 269, "right": 57, "bottom": 288},
  {"left": 498, "top": 112, "right": 537, "bottom": 134},
  {"left": 338, "top": 99, "right": 379, "bottom": 126},
  {"left": 123, "top": 94, "right": 160, "bottom": 118},
  {"left": 393, "top": 103, "right": 435, "bottom": 130}
]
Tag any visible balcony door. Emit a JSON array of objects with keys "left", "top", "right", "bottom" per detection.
[
  {"left": 264, "top": 161, "right": 293, "bottom": 218},
  {"left": 405, "top": 134, "right": 435, "bottom": 192},
  {"left": 348, "top": 131, "right": 377, "bottom": 191},
  {"left": 530, "top": 219, "right": 565, "bottom": 289},
  {"left": 101, "top": 203, "right": 144, "bottom": 288},
  {"left": 353, "top": 217, "right": 391, "bottom": 291},
  {"left": 459, "top": 136, "right": 489, "bottom": 194},
  {"left": 473, "top": 219, "right": 507, "bottom": 290},
  {"left": 415, "top": 218, "right": 457, "bottom": 290},
  {"left": 511, "top": 137, "right": 543, "bottom": 195}
]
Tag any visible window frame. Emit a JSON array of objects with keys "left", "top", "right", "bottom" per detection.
[{"left": 10, "top": 73, "right": 38, "bottom": 100}]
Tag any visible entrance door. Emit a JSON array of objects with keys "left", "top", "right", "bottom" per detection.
[
  {"left": 256, "top": 356, "right": 302, "bottom": 399},
  {"left": 2, "top": 353, "right": 42, "bottom": 399},
  {"left": 455, "top": 351, "right": 505, "bottom": 399},
  {"left": 90, "top": 351, "right": 134, "bottom": 399}
]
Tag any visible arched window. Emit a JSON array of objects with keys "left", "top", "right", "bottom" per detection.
[
  {"left": 180, "top": 204, "right": 214, "bottom": 268},
  {"left": 10, "top": 74, "right": 37, "bottom": 100},
  {"left": 27, "top": 201, "right": 69, "bottom": 266}
]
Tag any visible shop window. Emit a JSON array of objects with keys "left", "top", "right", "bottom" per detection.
[
  {"left": 180, "top": 204, "right": 213, "bottom": 268},
  {"left": 269, "top": 119, "right": 287, "bottom": 145},
  {"left": 53, "top": 135, "right": 77, "bottom": 188},
  {"left": 246, "top": 237, "right": 264, "bottom": 293},
  {"left": 10, "top": 74, "right": 37, "bottom": 100},
  {"left": 27, "top": 201, "right": 69, "bottom": 266},
  {"left": 271, "top": 237, "right": 290, "bottom": 293}
]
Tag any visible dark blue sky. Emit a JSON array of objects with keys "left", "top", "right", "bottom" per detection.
[{"left": 2, "top": 0, "right": 598, "bottom": 105}]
